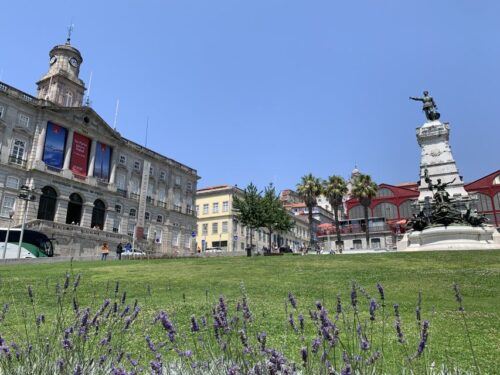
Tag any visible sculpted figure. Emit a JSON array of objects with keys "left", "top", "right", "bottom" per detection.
[{"left": 410, "top": 91, "right": 440, "bottom": 121}]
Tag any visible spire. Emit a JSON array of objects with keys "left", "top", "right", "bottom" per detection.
[{"left": 66, "top": 23, "right": 74, "bottom": 45}]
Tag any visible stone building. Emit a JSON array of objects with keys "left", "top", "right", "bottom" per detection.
[
  {"left": 0, "top": 39, "right": 199, "bottom": 256},
  {"left": 195, "top": 185, "right": 310, "bottom": 253}
]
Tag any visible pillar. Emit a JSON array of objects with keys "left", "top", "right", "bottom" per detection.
[
  {"left": 62, "top": 129, "right": 74, "bottom": 170},
  {"left": 35, "top": 124, "right": 47, "bottom": 161},
  {"left": 87, "top": 139, "right": 97, "bottom": 177}
]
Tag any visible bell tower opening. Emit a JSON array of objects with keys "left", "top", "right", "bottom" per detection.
[{"left": 36, "top": 34, "right": 86, "bottom": 107}]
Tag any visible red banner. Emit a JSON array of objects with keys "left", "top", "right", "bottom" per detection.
[{"left": 69, "top": 133, "right": 90, "bottom": 176}]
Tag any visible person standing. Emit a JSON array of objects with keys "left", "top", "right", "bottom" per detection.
[
  {"left": 116, "top": 242, "right": 123, "bottom": 260},
  {"left": 101, "top": 242, "right": 109, "bottom": 261}
]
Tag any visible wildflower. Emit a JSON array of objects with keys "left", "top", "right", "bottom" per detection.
[
  {"left": 300, "top": 347, "right": 308, "bottom": 366},
  {"left": 453, "top": 283, "right": 464, "bottom": 311},
  {"left": 242, "top": 297, "right": 252, "bottom": 321},
  {"left": 61, "top": 338, "right": 72, "bottom": 350},
  {"left": 73, "top": 274, "right": 81, "bottom": 290},
  {"left": 341, "top": 351, "right": 352, "bottom": 375},
  {"left": 191, "top": 315, "right": 200, "bottom": 332},
  {"left": 201, "top": 316, "right": 207, "bottom": 326},
  {"left": 365, "top": 351, "right": 381, "bottom": 365},
  {"left": 336, "top": 294, "right": 342, "bottom": 314},
  {"left": 36, "top": 314, "right": 45, "bottom": 327},
  {"left": 350, "top": 284, "right": 357, "bottom": 309},
  {"left": 72, "top": 297, "right": 79, "bottom": 313},
  {"left": 288, "top": 313, "right": 297, "bottom": 331},
  {"left": 150, "top": 358, "right": 163, "bottom": 375},
  {"left": 298, "top": 313, "right": 304, "bottom": 331},
  {"left": 124, "top": 317, "right": 132, "bottom": 330},
  {"left": 311, "top": 337, "right": 321, "bottom": 353},
  {"left": 27, "top": 285, "right": 34, "bottom": 303},
  {"left": 120, "top": 305, "right": 130, "bottom": 318},
  {"left": 121, "top": 291, "right": 127, "bottom": 305},
  {"left": 99, "top": 355, "right": 107, "bottom": 366},
  {"left": 56, "top": 358, "right": 64, "bottom": 372},
  {"left": 116, "top": 351, "right": 124, "bottom": 363},
  {"left": 288, "top": 292, "right": 297, "bottom": 309},
  {"left": 376, "top": 282, "right": 385, "bottom": 302},
  {"left": 113, "top": 302, "right": 118, "bottom": 314},
  {"left": 146, "top": 336, "right": 156, "bottom": 352},
  {"left": 394, "top": 304, "right": 405, "bottom": 344},
  {"left": 157, "top": 311, "right": 176, "bottom": 342},
  {"left": 114, "top": 281, "right": 120, "bottom": 296},
  {"left": 309, "top": 310, "right": 318, "bottom": 321},
  {"left": 74, "top": 364, "right": 83, "bottom": 375},
  {"left": 64, "top": 273, "right": 70, "bottom": 289},
  {"left": 227, "top": 365, "right": 240, "bottom": 375},
  {"left": 257, "top": 332, "right": 267, "bottom": 351},
  {"left": 369, "top": 299, "right": 377, "bottom": 321},
  {"left": 315, "top": 300, "right": 323, "bottom": 310},
  {"left": 416, "top": 320, "right": 430, "bottom": 357}
]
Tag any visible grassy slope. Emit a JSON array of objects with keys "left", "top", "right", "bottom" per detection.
[{"left": 0, "top": 251, "right": 499, "bottom": 373}]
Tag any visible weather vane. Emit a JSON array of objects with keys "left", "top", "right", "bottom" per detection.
[{"left": 66, "top": 22, "right": 74, "bottom": 44}]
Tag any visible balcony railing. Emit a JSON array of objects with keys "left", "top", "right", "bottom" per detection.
[
  {"left": 130, "top": 193, "right": 140, "bottom": 200},
  {"left": 157, "top": 200, "right": 167, "bottom": 209},
  {"left": 186, "top": 208, "right": 194, "bottom": 215},
  {"left": 8, "top": 155, "right": 27, "bottom": 167},
  {"left": 117, "top": 189, "right": 127, "bottom": 197},
  {"left": 146, "top": 196, "right": 154, "bottom": 204},
  {"left": 173, "top": 204, "right": 182, "bottom": 213}
]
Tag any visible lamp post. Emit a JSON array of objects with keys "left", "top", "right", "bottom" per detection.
[
  {"left": 17, "top": 185, "right": 36, "bottom": 259},
  {"left": 2, "top": 210, "right": 15, "bottom": 260}
]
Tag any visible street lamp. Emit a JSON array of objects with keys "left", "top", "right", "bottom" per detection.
[
  {"left": 17, "top": 185, "right": 36, "bottom": 259},
  {"left": 2, "top": 210, "right": 15, "bottom": 260}
]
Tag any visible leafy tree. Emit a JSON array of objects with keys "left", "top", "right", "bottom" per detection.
[
  {"left": 351, "top": 173, "right": 378, "bottom": 248},
  {"left": 323, "top": 175, "right": 348, "bottom": 253},
  {"left": 296, "top": 174, "right": 322, "bottom": 249},
  {"left": 232, "top": 183, "right": 264, "bottom": 253},
  {"left": 261, "top": 184, "right": 295, "bottom": 251}
]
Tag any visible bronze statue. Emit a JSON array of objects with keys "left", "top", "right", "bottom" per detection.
[
  {"left": 424, "top": 169, "right": 455, "bottom": 204},
  {"left": 410, "top": 91, "right": 440, "bottom": 121}
]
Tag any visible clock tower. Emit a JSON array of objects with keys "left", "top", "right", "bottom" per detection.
[{"left": 36, "top": 37, "right": 86, "bottom": 107}]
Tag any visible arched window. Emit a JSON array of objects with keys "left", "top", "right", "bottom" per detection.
[
  {"left": 373, "top": 202, "right": 398, "bottom": 219},
  {"left": 476, "top": 193, "right": 493, "bottom": 212},
  {"left": 398, "top": 200, "right": 414, "bottom": 219},
  {"left": 91, "top": 199, "right": 106, "bottom": 229},
  {"left": 376, "top": 188, "right": 394, "bottom": 198},
  {"left": 348, "top": 205, "right": 365, "bottom": 219},
  {"left": 129, "top": 208, "right": 137, "bottom": 218},
  {"left": 66, "top": 193, "right": 83, "bottom": 225},
  {"left": 493, "top": 193, "right": 500, "bottom": 211},
  {"left": 37, "top": 186, "right": 57, "bottom": 221},
  {"left": 493, "top": 175, "right": 500, "bottom": 185}
]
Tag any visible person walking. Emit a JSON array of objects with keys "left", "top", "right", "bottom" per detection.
[
  {"left": 116, "top": 242, "right": 123, "bottom": 260},
  {"left": 101, "top": 242, "right": 109, "bottom": 261}
]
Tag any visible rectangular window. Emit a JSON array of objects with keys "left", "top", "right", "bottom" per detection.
[
  {"left": 222, "top": 221, "right": 228, "bottom": 233},
  {"left": 10, "top": 139, "right": 26, "bottom": 163},
  {"left": 212, "top": 202, "right": 219, "bottom": 213},
  {"left": 156, "top": 215, "right": 163, "bottom": 223},
  {"left": 18, "top": 113, "right": 30, "bottom": 127},
  {"left": 115, "top": 204, "right": 122, "bottom": 213},
  {"left": 160, "top": 171, "right": 166, "bottom": 181},
  {"left": 149, "top": 166, "right": 154, "bottom": 176},
  {"left": 212, "top": 222, "right": 218, "bottom": 234},
  {"left": 1, "top": 195, "right": 16, "bottom": 218},
  {"left": 127, "top": 223, "right": 135, "bottom": 236},
  {"left": 5, "top": 176, "right": 19, "bottom": 189},
  {"left": 222, "top": 201, "right": 229, "bottom": 212},
  {"left": 171, "top": 230, "right": 180, "bottom": 246},
  {"left": 112, "top": 218, "right": 121, "bottom": 233},
  {"left": 134, "top": 161, "right": 141, "bottom": 171},
  {"left": 116, "top": 174, "right": 126, "bottom": 190},
  {"left": 175, "top": 175, "right": 181, "bottom": 186},
  {"left": 202, "top": 223, "right": 208, "bottom": 235},
  {"left": 187, "top": 181, "right": 192, "bottom": 191},
  {"left": 203, "top": 204, "right": 209, "bottom": 214},
  {"left": 119, "top": 155, "right": 126, "bottom": 164}
]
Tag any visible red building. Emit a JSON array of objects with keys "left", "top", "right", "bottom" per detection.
[{"left": 345, "top": 170, "right": 500, "bottom": 227}]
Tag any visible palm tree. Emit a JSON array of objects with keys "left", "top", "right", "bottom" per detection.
[
  {"left": 323, "top": 175, "right": 348, "bottom": 253},
  {"left": 351, "top": 174, "right": 378, "bottom": 248},
  {"left": 297, "top": 174, "right": 322, "bottom": 250}
]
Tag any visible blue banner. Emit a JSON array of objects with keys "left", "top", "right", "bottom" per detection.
[
  {"left": 94, "top": 142, "right": 111, "bottom": 180},
  {"left": 43, "top": 122, "right": 67, "bottom": 169}
]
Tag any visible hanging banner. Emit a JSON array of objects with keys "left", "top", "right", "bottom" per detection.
[
  {"left": 69, "top": 133, "right": 91, "bottom": 176},
  {"left": 43, "top": 122, "right": 67, "bottom": 168},
  {"left": 94, "top": 142, "right": 112, "bottom": 180}
]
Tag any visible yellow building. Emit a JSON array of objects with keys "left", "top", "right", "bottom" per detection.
[{"left": 195, "top": 185, "right": 310, "bottom": 253}]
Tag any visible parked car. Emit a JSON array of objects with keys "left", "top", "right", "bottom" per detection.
[
  {"left": 205, "top": 247, "right": 223, "bottom": 253},
  {"left": 279, "top": 246, "right": 293, "bottom": 254},
  {"left": 122, "top": 250, "right": 146, "bottom": 257}
]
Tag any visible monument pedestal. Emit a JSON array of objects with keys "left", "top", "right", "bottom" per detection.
[{"left": 401, "top": 225, "right": 500, "bottom": 251}]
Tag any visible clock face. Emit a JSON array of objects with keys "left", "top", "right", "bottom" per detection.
[
  {"left": 69, "top": 57, "right": 78, "bottom": 68},
  {"left": 49, "top": 56, "right": 57, "bottom": 65}
]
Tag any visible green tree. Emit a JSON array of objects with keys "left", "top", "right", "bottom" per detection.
[
  {"left": 232, "top": 183, "right": 263, "bottom": 254},
  {"left": 351, "top": 173, "right": 378, "bottom": 248},
  {"left": 323, "top": 175, "right": 348, "bottom": 253},
  {"left": 261, "top": 184, "right": 295, "bottom": 252},
  {"left": 296, "top": 174, "right": 322, "bottom": 249}
]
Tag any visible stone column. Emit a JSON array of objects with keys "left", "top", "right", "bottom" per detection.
[
  {"left": 80, "top": 203, "right": 94, "bottom": 228},
  {"left": 87, "top": 139, "right": 97, "bottom": 177},
  {"left": 54, "top": 197, "right": 69, "bottom": 224},
  {"left": 62, "top": 129, "right": 74, "bottom": 170},
  {"left": 0, "top": 126, "right": 13, "bottom": 164},
  {"left": 35, "top": 123, "right": 47, "bottom": 161}
]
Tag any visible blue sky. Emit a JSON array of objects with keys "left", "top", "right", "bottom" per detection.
[{"left": 1, "top": 1, "right": 498, "bottom": 190}]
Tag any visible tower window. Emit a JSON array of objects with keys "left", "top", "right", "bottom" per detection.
[
  {"left": 64, "top": 91, "right": 73, "bottom": 107},
  {"left": 18, "top": 113, "right": 30, "bottom": 127},
  {"left": 119, "top": 155, "right": 127, "bottom": 165}
]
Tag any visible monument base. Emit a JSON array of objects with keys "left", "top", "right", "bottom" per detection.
[{"left": 398, "top": 225, "right": 500, "bottom": 251}]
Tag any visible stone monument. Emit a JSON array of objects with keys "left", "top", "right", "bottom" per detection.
[{"left": 397, "top": 92, "right": 500, "bottom": 251}]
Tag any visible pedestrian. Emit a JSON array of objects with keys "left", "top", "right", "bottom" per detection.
[
  {"left": 116, "top": 242, "right": 123, "bottom": 260},
  {"left": 124, "top": 242, "right": 132, "bottom": 253},
  {"left": 101, "top": 242, "right": 109, "bottom": 261}
]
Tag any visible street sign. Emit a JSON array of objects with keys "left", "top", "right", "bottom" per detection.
[
  {"left": 233, "top": 235, "right": 238, "bottom": 241},
  {"left": 191, "top": 231, "right": 196, "bottom": 238}
]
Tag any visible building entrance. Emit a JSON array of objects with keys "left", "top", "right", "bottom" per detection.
[{"left": 66, "top": 193, "right": 83, "bottom": 225}]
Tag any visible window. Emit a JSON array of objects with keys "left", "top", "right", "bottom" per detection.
[
  {"left": 129, "top": 208, "right": 137, "bottom": 218},
  {"left": 186, "top": 204, "right": 192, "bottom": 214},
  {"left": 376, "top": 188, "right": 394, "bottom": 197},
  {"left": 127, "top": 223, "right": 135, "bottom": 236},
  {"left": 212, "top": 222, "right": 218, "bottom": 234},
  {"left": 115, "top": 204, "right": 122, "bottom": 213},
  {"left": 222, "top": 221, "right": 228, "bottom": 233},
  {"left": 64, "top": 91, "right": 73, "bottom": 107},
  {"left": 145, "top": 212, "right": 150, "bottom": 220},
  {"left": 494, "top": 193, "right": 500, "bottom": 211},
  {"left": 494, "top": 175, "right": 500, "bottom": 185},
  {"left": 1, "top": 195, "right": 16, "bottom": 218},
  {"left": 119, "top": 155, "right": 127, "bottom": 164},
  {"left": 0, "top": 105, "right": 4, "bottom": 118},
  {"left": 149, "top": 166, "right": 154, "bottom": 176},
  {"left": 134, "top": 161, "right": 141, "bottom": 171},
  {"left": 175, "top": 175, "right": 181, "bottom": 186},
  {"left": 222, "top": 201, "right": 229, "bottom": 212},
  {"left": 171, "top": 230, "right": 180, "bottom": 246},
  {"left": 348, "top": 205, "right": 365, "bottom": 219},
  {"left": 399, "top": 200, "right": 414, "bottom": 219},
  {"left": 112, "top": 218, "right": 120, "bottom": 233},
  {"left": 160, "top": 171, "right": 166, "bottom": 181},
  {"left": 196, "top": 205, "right": 199, "bottom": 214},
  {"left": 212, "top": 202, "right": 219, "bottom": 213},
  {"left": 476, "top": 193, "right": 493, "bottom": 212},
  {"left": 156, "top": 215, "right": 163, "bottom": 223},
  {"left": 371, "top": 238, "right": 381, "bottom": 249},
  {"left": 10, "top": 139, "right": 26, "bottom": 162},
  {"left": 187, "top": 181, "right": 192, "bottom": 191},
  {"left": 202, "top": 223, "right": 208, "bottom": 235},
  {"left": 5, "top": 176, "right": 19, "bottom": 189},
  {"left": 157, "top": 187, "right": 166, "bottom": 204},
  {"left": 353, "top": 239, "right": 362, "bottom": 249},
  {"left": 203, "top": 204, "right": 209, "bottom": 214},
  {"left": 18, "top": 113, "right": 30, "bottom": 127},
  {"left": 373, "top": 202, "right": 398, "bottom": 219}
]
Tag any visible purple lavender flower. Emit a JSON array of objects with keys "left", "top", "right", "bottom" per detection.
[
  {"left": 315, "top": 300, "right": 323, "bottom": 310},
  {"left": 150, "top": 359, "right": 163, "bottom": 375},
  {"left": 336, "top": 294, "right": 342, "bottom": 314},
  {"left": 365, "top": 351, "right": 381, "bottom": 365},
  {"left": 360, "top": 337, "right": 370, "bottom": 351},
  {"left": 124, "top": 317, "right": 132, "bottom": 330},
  {"left": 146, "top": 336, "right": 156, "bottom": 352},
  {"left": 416, "top": 320, "right": 430, "bottom": 356},
  {"left": 242, "top": 297, "right": 251, "bottom": 321},
  {"left": 36, "top": 314, "right": 45, "bottom": 327},
  {"left": 350, "top": 284, "right": 357, "bottom": 309},
  {"left": 311, "top": 337, "right": 321, "bottom": 353},
  {"left": 99, "top": 355, "right": 107, "bottom": 366},
  {"left": 157, "top": 311, "right": 176, "bottom": 342},
  {"left": 369, "top": 298, "right": 377, "bottom": 321},
  {"left": 300, "top": 347, "right": 308, "bottom": 366},
  {"left": 191, "top": 315, "right": 200, "bottom": 332},
  {"left": 288, "top": 313, "right": 297, "bottom": 332},
  {"left": 113, "top": 302, "right": 118, "bottom": 314},
  {"left": 74, "top": 364, "right": 82, "bottom": 375},
  {"left": 121, "top": 291, "right": 127, "bottom": 305},
  {"left": 27, "top": 285, "right": 34, "bottom": 303},
  {"left": 227, "top": 365, "right": 240, "bottom": 375},
  {"left": 309, "top": 310, "right": 318, "bottom": 321},
  {"left": 288, "top": 292, "right": 297, "bottom": 309},
  {"left": 341, "top": 351, "right": 352, "bottom": 375},
  {"left": 114, "top": 281, "right": 120, "bottom": 296},
  {"left": 61, "top": 338, "right": 72, "bottom": 350},
  {"left": 72, "top": 297, "right": 79, "bottom": 313},
  {"left": 56, "top": 358, "right": 64, "bottom": 372},
  {"left": 120, "top": 305, "right": 130, "bottom": 318},
  {"left": 376, "top": 282, "right": 385, "bottom": 302},
  {"left": 298, "top": 314, "right": 304, "bottom": 331},
  {"left": 64, "top": 273, "right": 70, "bottom": 289},
  {"left": 116, "top": 351, "right": 124, "bottom": 363},
  {"left": 73, "top": 274, "right": 81, "bottom": 290},
  {"left": 257, "top": 332, "right": 267, "bottom": 351}
]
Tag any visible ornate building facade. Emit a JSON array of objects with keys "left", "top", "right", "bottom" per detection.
[{"left": 0, "top": 39, "right": 199, "bottom": 256}]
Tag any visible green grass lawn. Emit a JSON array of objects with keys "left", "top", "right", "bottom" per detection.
[{"left": 0, "top": 251, "right": 499, "bottom": 373}]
